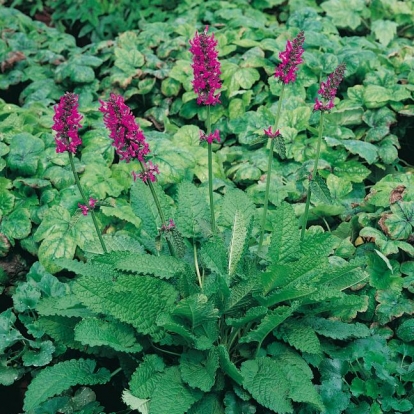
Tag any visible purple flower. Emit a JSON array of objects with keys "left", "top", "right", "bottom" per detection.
[
  {"left": 275, "top": 31, "right": 305, "bottom": 84},
  {"left": 88, "top": 198, "right": 97, "bottom": 209},
  {"left": 189, "top": 26, "right": 222, "bottom": 106},
  {"left": 264, "top": 127, "right": 281, "bottom": 139},
  {"left": 99, "top": 93, "right": 150, "bottom": 162},
  {"left": 200, "top": 129, "right": 220, "bottom": 144},
  {"left": 160, "top": 219, "right": 176, "bottom": 233},
  {"left": 132, "top": 161, "right": 160, "bottom": 183},
  {"left": 314, "top": 63, "right": 346, "bottom": 112},
  {"left": 52, "top": 92, "right": 83, "bottom": 153},
  {"left": 78, "top": 203, "right": 89, "bottom": 216}
]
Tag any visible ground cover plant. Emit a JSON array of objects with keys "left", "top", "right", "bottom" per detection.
[{"left": 0, "top": 0, "right": 414, "bottom": 413}]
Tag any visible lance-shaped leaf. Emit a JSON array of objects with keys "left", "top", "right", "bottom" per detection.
[
  {"left": 200, "top": 235, "right": 228, "bottom": 276},
  {"left": 217, "top": 344, "right": 244, "bottom": 386},
  {"left": 74, "top": 318, "right": 143, "bottom": 353},
  {"left": 310, "top": 174, "right": 333, "bottom": 205},
  {"left": 239, "top": 306, "right": 294, "bottom": 345},
  {"left": 219, "top": 188, "right": 255, "bottom": 228},
  {"left": 228, "top": 210, "right": 248, "bottom": 277},
  {"left": 23, "top": 358, "right": 111, "bottom": 411}
]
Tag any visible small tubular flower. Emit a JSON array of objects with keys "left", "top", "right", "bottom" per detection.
[
  {"left": 314, "top": 63, "right": 346, "bottom": 112},
  {"left": 132, "top": 161, "right": 160, "bottom": 183},
  {"left": 160, "top": 219, "right": 176, "bottom": 233},
  {"left": 264, "top": 126, "right": 281, "bottom": 139},
  {"left": 274, "top": 31, "right": 305, "bottom": 84},
  {"left": 52, "top": 92, "right": 83, "bottom": 153},
  {"left": 200, "top": 129, "right": 220, "bottom": 144},
  {"left": 99, "top": 93, "right": 150, "bottom": 162},
  {"left": 189, "top": 26, "right": 222, "bottom": 106},
  {"left": 78, "top": 198, "right": 97, "bottom": 216}
]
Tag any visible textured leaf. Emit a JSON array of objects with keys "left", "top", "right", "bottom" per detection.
[
  {"left": 113, "top": 252, "right": 187, "bottom": 279},
  {"left": 36, "top": 316, "right": 81, "bottom": 350},
  {"left": 172, "top": 294, "right": 218, "bottom": 329},
  {"left": 74, "top": 318, "right": 143, "bottom": 353},
  {"left": 268, "top": 202, "right": 300, "bottom": 264},
  {"left": 122, "top": 390, "right": 149, "bottom": 414},
  {"left": 200, "top": 235, "right": 228, "bottom": 276},
  {"left": 0, "top": 207, "right": 31, "bottom": 240},
  {"left": 307, "top": 317, "right": 370, "bottom": 340},
  {"left": 219, "top": 188, "right": 255, "bottom": 228},
  {"left": 179, "top": 348, "right": 219, "bottom": 392},
  {"left": 241, "top": 357, "right": 292, "bottom": 413},
  {"left": 176, "top": 181, "right": 210, "bottom": 238},
  {"left": 397, "top": 319, "right": 414, "bottom": 342},
  {"left": 0, "top": 309, "right": 24, "bottom": 353},
  {"left": 372, "top": 19, "right": 398, "bottom": 46},
  {"left": 187, "top": 393, "right": 225, "bottom": 414},
  {"left": 24, "top": 359, "right": 111, "bottom": 411},
  {"left": 73, "top": 275, "right": 177, "bottom": 337},
  {"left": 240, "top": 306, "right": 294, "bottom": 344},
  {"left": 226, "top": 306, "right": 267, "bottom": 328},
  {"left": 276, "top": 320, "right": 322, "bottom": 354},
  {"left": 310, "top": 174, "right": 333, "bottom": 205},
  {"left": 224, "top": 277, "right": 257, "bottom": 314},
  {"left": 22, "top": 340, "right": 55, "bottom": 367},
  {"left": 228, "top": 211, "right": 248, "bottom": 277},
  {"left": 217, "top": 344, "right": 244, "bottom": 385}
]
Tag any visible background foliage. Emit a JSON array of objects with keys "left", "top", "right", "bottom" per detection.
[{"left": 0, "top": 0, "right": 414, "bottom": 412}]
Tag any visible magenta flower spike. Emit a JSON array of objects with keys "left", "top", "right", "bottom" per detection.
[
  {"left": 52, "top": 92, "right": 83, "bottom": 153},
  {"left": 99, "top": 93, "right": 150, "bottom": 163},
  {"left": 189, "top": 26, "right": 222, "bottom": 106},
  {"left": 263, "top": 127, "right": 281, "bottom": 139},
  {"left": 133, "top": 161, "right": 160, "bottom": 183},
  {"left": 314, "top": 63, "right": 346, "bottom": 112},
  {"left": 275, "top": 31, "right": 305, "bottom": 84}
]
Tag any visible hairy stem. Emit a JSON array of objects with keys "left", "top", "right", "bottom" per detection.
[
  {"left": 68, "top": 152, "right": 108, "bottom": 254},
  {"left": 300, "top": 111, "right": 325, "bottom": 241},
  {"left": 206, "top": 105, "right": 216, "bottom": 234},
  {"left": 193, "top": 242, "right": 203, "bottom": 289},
  {"left": 142, "top": 161, "right": 176, "bottom": 257},
  {"left": 258, "top": 84, "right": 286, "bottom": 253}
]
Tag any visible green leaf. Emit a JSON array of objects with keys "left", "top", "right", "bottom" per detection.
[
  {"left": 176, "top": 181, "right": 210, "bottom": 238},
  {"left": 363, "top": 85, "right": 392, "bottom": 109},
  {"left": 0, "top": 207, "right": 31, "bottom": 240},
  {"left": 276, "top": 320, "right": 322, "bottom": 354},
  {"left": 219, "top": 188, "right": 255, "bottom": 228},
  {"left": 239, "top": 306, "right": 294, "bottom": 345},
  {"left": 122, "top": 390, "right": 149, "bottom": 414},
  {"left": 397, "top": 319, "right": 414, "bottom": 342},
  {"left": 228, "top": 211, "right": 249, "bottom": 277},
  {"left": 385, "top": 201, "right": 414, "bottom": 240},
  {"left": 179, "top": 348, "right": 219, "bottom": 392},
  {"left": 74, "top": 318, "right": 143, "bottom": 353},
  {"left": 188, "top": 393, "right": 225, "bottom": 414},
  {"left": 112, "top": 252, "right": 187, "bottom": 279},
  {"left": 307, "top": 317, "right": 370, "bottom": 340},
  {"left": 172, "top": 294, "right": 218, "bottom": 329},
  {"left": 0, "top": 309, "right": 24, "bottom": 353},
  {"left": 200, "top": 235, "right": 228, "bottom": 276},
  {"left": 241, "top": 357, "right": 292, "bottom": 413},
  {"left": 268, "top": 202, "right": 300, "bottom": 264},
  {"left": 161, "top": 78, "right": 181, "bottom": 97},
  {"left": 73, "top": 275, "right": 177, "bottom": 337},
  {"left": 310, "top": 174, "right": 333, "bottom": 205},
  {"left": 22, "top": 340, "right": 55, "bottom": 367},
  {"left": 23, "top": 359, "right": 111, "bottom": 411},
  {"left": 217, "top": 345, "right": 244, "bottom": 385},
  {"left": 371, "top": 20, "right": 398, "bottom": 46},
  {"left": 6, "top": 133, "right": 45, "bottom": 176},
  {"left": 321, "top": 0, "right": 367, "bottom": 30},
  {"left": 325, "top": 137, "right": 379, "bottom": 165}
]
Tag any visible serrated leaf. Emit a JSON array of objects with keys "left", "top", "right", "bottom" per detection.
[
  {"left": 310, "top": 174, "right": 333, "bottom": 205},
  {"left": 217, "top": 344, "right": 244, "bottom": 386},
  {"left": 240, "top": 306, "right": 294, "bottom": 345},
  {"left": 226, "top": 306, "right": 268, "bottom": 328},
  {"left": 172, "top": 294, "right": 218, "bottom": 329},
  {"left": 200, "top": 235, "right": 228, "bottom": 276},
  {"left": 74, "top": 318, "right": 143, "bottom": 353},
  {"left": 73, "top": 275, "right": 177, "bottom": 337},
  {"left": 23, "top": 359, "right": 111, "bottom": 411},
  {"left": 241, "top": 357, "right": 292, "bottom": 413},
  {"left": 113, "top": 252, "right": 187, "bottom": 279},
  {"left": 276, "top": 320, "right": 322, "bottom": 354},
  {"left": 228, "top": 211, "right": 248, "bottom": 277},
  {"left": 268, "top": 202, "right": 300, "bottom": 264},
  {"left": 176, "top": 181, "right": 210, "bottom": 238},
  {"left": 0, "top": 207, "right": 31, "bottom": 240},
  {"left": 179, "top": 348, "right": 219, "bottom": 392},
  {"left": 307, "top": 317, "right": 370, "bottom": 340},
  {"left": 219, "top": 188, "right": 255, "bottom": 228},
  {"left": 188, "top": 393, "right": 225, "bottom": 414}
]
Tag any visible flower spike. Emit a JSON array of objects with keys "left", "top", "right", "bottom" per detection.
[
  {"left": 52, "top": 92, "right": 83, "bottom": 153},
  {"left": 275, "top": 31, "right": 305, "bottom": 84},
  {"left": 189, "top": 26, "right": 222, "bottom": 106},
  {"left": 314, "top": 63, "right": 346, "bottom": 112},
  {"left": 99, "top": 93, "right": 150, "bottom": 162}
]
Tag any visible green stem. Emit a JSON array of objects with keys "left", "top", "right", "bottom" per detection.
[
  {"left": 193, "top": 242, "right": 203, "bottom": 289},
  {"left": 141, "top": 161, "right": 176, "bottom": 257},
  {"left": 300, "top": 111, "right": 325, "bottom": 241},
  {"left": 110, "top": 367, "right": 123, "bottom": 378},
  {"left": 258, "top": 84, "right": 286, "bottom": 254},
  {"left": 68, "top": 152, "right": 108, "bottom": 254},
  {"left": 206, "top": 105, "right": 216, "bottom": 234}
]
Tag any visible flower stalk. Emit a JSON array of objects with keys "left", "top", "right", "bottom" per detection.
[
  {"left": 53, "top": 93, "right": 108, "bottom": 254},
  {"left": 300, "top": 63, "right": 346, "bottom": 240}
]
